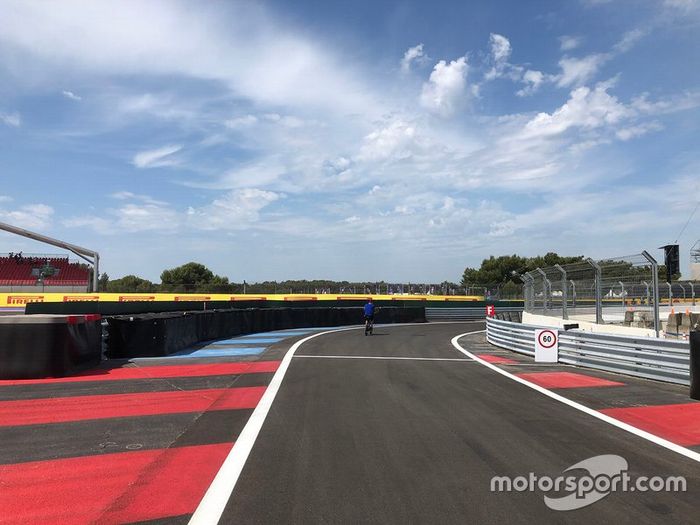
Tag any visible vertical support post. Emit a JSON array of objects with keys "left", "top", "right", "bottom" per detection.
[
  {"left": 519, "top": 275, "right": 534, "bottom": 312},
  {"left": 641, "top": 251, "right": 660, "bottom": 337},
  {"left": 667, "top": 282, "right": 673, "bottom": 307},
  {"left": 93, "top": 253, "right": 99, "bottom": 292},
  {"left": 570, "top": 280, "right": 577, "bottom": 309},
  {"left": 518, "top": 276, "right": 528, "bottom": 311},
  {"left": 586, "top": 258, "right": 603, "bottom": 324},
  {"left": 554, "top": 264, "right": 568, "bottom": 320},
  {"left": 691, "top": 282, "right": 696, "bottom": 306},
  {"left": 619, "top": 281, "right": 625, "bottom": 313},
  {"left": 535, "top": 268, "right": 551, "bottom": 314}
]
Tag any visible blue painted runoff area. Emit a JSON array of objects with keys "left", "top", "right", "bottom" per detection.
[
  {"left": 162, "top": 327, "right": 340, "bottom": 359},
  {"left": 168, "top": 347, "right": 268, "bottom": 358},
  {"left": 211, "top": 337, "right": 286, "bottom": 345}
]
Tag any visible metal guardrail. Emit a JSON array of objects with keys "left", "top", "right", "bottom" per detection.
[
  {"left": 426, "top": 307, "right": 523, "bottom": 321},
  {"left": 486, "top": 317, "right": 690, "bottom": 386}
]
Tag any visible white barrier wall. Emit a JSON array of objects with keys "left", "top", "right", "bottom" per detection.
[{"left": 522, "top": 312, "right": 657, "bottom": 338}]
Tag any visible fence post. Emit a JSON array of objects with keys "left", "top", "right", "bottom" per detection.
[
  {"left": 641, "top": 250, "right": 660, "bottom": 337},
  {"left": 570, "top": 280, "right": 577, "bottom": 309},
  {"left": 619, "top": 281, "right": 625, "bottom": 312},
  {"left": 554, "top": 264, "right": 567, "bottom": 320},
  {"left": 691, "top": 282, "right": 696, "bottom": 306},
  {"left": 667, "top": 282, "right": 673, "bottom": 307},
  {"left": 642, "top": 281, "right": 650, "bottom": 305},
  {"left": 586, "top": 258, "right": 603, "bottom": 324},
  {"left": 517, "top": 275, "right": 529, "bottom": 311},
  {"left": 535, "top": 268, "right": 550, "bottom": 314}
]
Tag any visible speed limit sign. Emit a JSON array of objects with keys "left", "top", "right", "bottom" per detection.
[{"left": 535, "top": 329, "right": 558, "bottom": 363}]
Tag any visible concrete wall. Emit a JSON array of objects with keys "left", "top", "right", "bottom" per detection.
[{"left": 522, "top": 312, "right": 658, "bottom": 338}]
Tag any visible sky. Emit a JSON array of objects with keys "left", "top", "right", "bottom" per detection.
[{"left": 0, "top": 0, "right": 699, "bottom": 283}]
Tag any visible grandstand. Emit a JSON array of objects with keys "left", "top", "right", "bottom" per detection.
[{"left": 0, "top": 252, "right": 89, "bottom": 292}]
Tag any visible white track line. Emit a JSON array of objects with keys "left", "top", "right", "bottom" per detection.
[
  {"left": 452, "top": 331, "right": 700, "bottom": 463},
  {"left": 294, "top": 355, "right": 473, "bottom": 362},
  {"left": 189, "top": 326, "right": 356, "bottom": 524}
]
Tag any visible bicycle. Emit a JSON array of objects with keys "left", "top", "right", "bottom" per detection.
[{"left": 364, "top": 316, "right": 373, "bottom": 336}]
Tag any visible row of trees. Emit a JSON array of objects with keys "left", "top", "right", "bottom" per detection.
[
  {"left": 98, "top": 254, "right": 678, "bottom": 294},
  {"left": 99, "top": 262, "right": 462, "bottom": 294},
  {"left": 461, "top": 253, "right": 585, "bottom": 288},
  {"left": 460, "top": 253, "right": 673, "bottom": 290}
]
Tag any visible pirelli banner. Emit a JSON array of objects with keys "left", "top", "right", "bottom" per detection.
[
  {"left": 2, "top": 292, "right": 482, "bottom": 307},
  {"left": 4, "top": 292, "right": 495, "bottom": 316}
]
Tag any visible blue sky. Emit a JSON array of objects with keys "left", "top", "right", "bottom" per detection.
[{"left": 0, "top": 0, "right": 699, "bottom": 282}]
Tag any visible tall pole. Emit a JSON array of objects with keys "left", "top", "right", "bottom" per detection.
[
  {"left": 570, "top": 280, "right": 577, "bottom": 310},
  {"left": 518, "top": 275, "right": 531, "bottom": 311},
  {"left": 554, "top": 264, "right": 567, "bottom": 320},
  {"left": 586, "top": 258, "right": 603, "bottom": 324},
  {"left": 641, "top": 250, "right": 660, "bottom": 336},
  {"left": 619, "top": 281, "right": 625, "bottom": 313}
]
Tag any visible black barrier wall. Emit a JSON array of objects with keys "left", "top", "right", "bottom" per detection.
[
  {"left": 27, "top": 300, "right": 522, "bottom": 316},
  {"left": 106, "top": 307, "right": 426, "bottom": 358},
  {"left": 0, "top": 316, "right": 102, "bottom": 379},
  {"left": 690, "top": 331, "right": 700, "bottom": 400}
]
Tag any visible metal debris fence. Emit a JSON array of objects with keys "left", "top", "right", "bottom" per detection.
[{"left": 518, "top": 251, "right": 698, "bottom": 337}]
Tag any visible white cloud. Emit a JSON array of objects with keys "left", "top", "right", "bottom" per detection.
[
  {"left": 613, "top": 29, "right": 647, "bottom": 53},
  {"left": 0, "top": 196, "right": 12, "bottom": 203},
  {"left": 67, "top": 202, "right": 180, "bottom": 234},
  {"left": 556, "top": 54, "right": 607, "bottom": 87},
  {"left": 615, "top": 121, "right": 663, "bottom": 141},
  {"left": 0, "top": 112, "right": 21, "bottom": 127},
  {"left": 132, "top": 145, "right": 182, "bottom": 168},
  {"left": 664, "top": 0, "right": 698, "bottom": 10},
  {"left": 111, "top": 191, "right": 168, "bottom": 206},
  {"left": 490, "top": 33, "right": 512, "bottom": 64},
  {"left": 115, "top": 203, "right": 180, "bottom": 232},
  {"left": 187, "top": 188, "right": 281, "bottom": 230},
  {"left": 552, "top": 29, "right": 644, "bottom": 89},
  {"left": 225, "top": 115, "right": 258, "bottom": 128},
  {"left": 524, "top": 82, "right": 633, "bottom": 138},
  {"left": 484, "top": 33, "right": 514, "bottom": 81},
  {"left": 358, "top": 120, "right": 418, "bottom": 161},
  {"left": 400, "top": 43, "right": 425, "bottom": 73},
  {"left": 0, "top": 203, "right": 54, "bottom": 229},
  {"left": 420, "top": 57, "right": 469, "bottom": 117},
  {"left": 62, "top": 90, "right": 82, "bottom": 101},
  {"left": 559, "top": 35, "right": 582, "bottom": 51},
  {"left": 516, "top": 70, "right": 545, "bottom": 97},
  {"left": 0, "top": 0, "right": 381, "bottom": 117}
]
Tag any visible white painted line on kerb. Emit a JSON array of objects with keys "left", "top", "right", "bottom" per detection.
[
  {"left": 188, "top": 326, "right": 359, "bottom": 525},
  {"left": 294, "top": 355, "right": 473, "bottom": 362},
  {"left": 452, "top": 330, "right": 700, "bottom": 463}
]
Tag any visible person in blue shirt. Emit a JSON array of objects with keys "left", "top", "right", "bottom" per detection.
[{"left": 363, "top": 299, "right": 375, "bottom": 333}]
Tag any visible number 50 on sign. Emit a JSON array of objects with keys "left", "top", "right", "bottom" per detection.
[{"left": 535, "top": 329, "right": 558, "bottom": 363}]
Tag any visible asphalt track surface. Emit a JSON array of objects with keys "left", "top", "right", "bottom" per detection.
[
  {"left": 1, "top": 322, "right": 700, "bottom": 524},
  {"left": 219, "top": 322, "right": 700, "bottom": 524}
]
